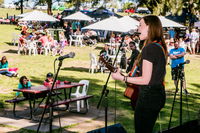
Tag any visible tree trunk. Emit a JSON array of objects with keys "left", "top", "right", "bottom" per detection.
[
  {"left": 20, "top": 0, "right": 23, "bottom": 14},
  {"left": 47, "top": 0, "right": 52, "bottom": 15}
]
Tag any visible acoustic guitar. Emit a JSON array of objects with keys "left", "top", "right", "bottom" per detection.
[{"left": 99, "top": 56, "right": 139, "bottom": 108}]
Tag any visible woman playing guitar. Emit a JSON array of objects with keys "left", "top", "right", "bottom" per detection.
[{"left": 111, "top": 15, "right": 168, "bottom": 133}]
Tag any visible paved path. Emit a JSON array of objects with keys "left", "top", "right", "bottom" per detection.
[{"left": 0, "top": 104, "right": 115, "bottom": 133}]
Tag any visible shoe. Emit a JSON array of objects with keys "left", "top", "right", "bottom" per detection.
[
  {"left": 13, "top": 73, "right": 18, "bottom": 77},
  {"left": 184, "top": 89, "right": 190, "bottom": 95},
  {"left": 175, "top": 88, "right": 179, "bottom": 93}
]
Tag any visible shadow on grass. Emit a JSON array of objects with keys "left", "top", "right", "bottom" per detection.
[
  {"left": 3, "top": 49, "right": 17, "bottom": 54},
  {"left": 29, "top": 76, "right": 43, "bottom": 85},
  {"left": 5, "top": 42, "right": 15, "bottom": 46},
  {"left": 190, "top": 83, "right": 200, "bottom": 88},
  {"left": 94, "top": 46, "right": 103, "bottom": 50},
  {"left": 61, "top": 66, "right": 89, "bottom": 73}
]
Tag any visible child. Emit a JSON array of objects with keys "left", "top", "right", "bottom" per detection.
[
  {"left": 43, "top": 72, "right": 54, "bottom": 86},
  {"left": 0, "top": 56, "right": 18, "bottom": 77},
  {"left": 16, "top": 76, "right": 31, "bottom": 98}
]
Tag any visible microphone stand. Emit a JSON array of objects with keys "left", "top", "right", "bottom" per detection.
[
  {"left": 97, "top": 36, "right": 125, "bottom": 133},
  {"left": 37, "top": 59, "right": 63, "bottom": 133}
]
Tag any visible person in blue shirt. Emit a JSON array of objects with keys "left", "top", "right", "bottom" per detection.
[
  {"left": 0, "top": 56, "right": 18, "bottom": 77},
  {"left": 169, "top": 41, "right": 187, "bottom": 93},
  {"left": 168, "top": 28, "right": 175, "bottom": 40},
  {"left": 15, "top": 76, "right": 32, "bottom": 98}
]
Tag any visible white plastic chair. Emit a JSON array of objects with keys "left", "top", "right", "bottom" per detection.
[
  {"left": 28, "top": 40, "right": 38, "bottom": 56},
  {"left": 43, "top": 42, "right": 51, "bottom": 55},
  {"left": 89, "top": 53, "right": 98, "bottom": 74},
  {"left": 69, "top": 35, "right": 79, "bottom": 46},
  {"left": 11, "top": 33, "right": 20, "bottom": 46},
  {"left": 71, "top": 80, "right": 90, "bottom": 112}
]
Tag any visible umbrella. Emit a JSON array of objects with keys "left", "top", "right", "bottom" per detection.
[
  {"left": 118, "top": 16, "right": 139, "bottom": 30},
  {"left": 158, "top": 16, "right": 185, "bottom": 28},
  {"left": 19, "top": 10, "right": 59, "bottom": 22},
  {"left": 82, "top": 16, "right": 129, "bottom": 32},
  {"left": 62, "top": 11, "right": 93, "bottom": 21}
]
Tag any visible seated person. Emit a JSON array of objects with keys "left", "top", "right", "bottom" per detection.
[
  {"left": 74, "top": 27, "right": 81, "bottom": 35},
  {"left": 19, "top": 33, "right": 28, "bottom": 55},
  {"left": 15, "top": 76, "right": 31, "bottom": 98},
  {"left": 59, "top": 31, "right": 68, "bottom": 47},
  {"left": 38, "top": 32, "right": 48, "bottom": 54},
  {"left": 98, "top": 44, "right": 113, "bottom": 72},
  {"left": 0, "top": 56, "right": 18, "bottom": 77},
  {"left": 43, "top": 72, "right": 54, "bottom": 86}
]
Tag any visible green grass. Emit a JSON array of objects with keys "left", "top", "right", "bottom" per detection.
[{"left": 0, "top": 22, "right": 200, "bottom": 133}]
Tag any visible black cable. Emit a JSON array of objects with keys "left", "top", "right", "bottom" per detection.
[{"left": 114, "top": 80, "right": 117, "bottom": 124}]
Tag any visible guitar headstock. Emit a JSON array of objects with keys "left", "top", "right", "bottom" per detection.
[{"left": 99, "top": 56, "right": 117, "bottom": 73}]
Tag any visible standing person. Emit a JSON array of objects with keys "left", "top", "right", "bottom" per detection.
[
  {"left": 126, "top": 41, "right": 140, "bottom": 73},
  {"left": 184, "top": 29, "right": 192, "bottom": 54},
  {"left": 168, "top": 27, "right": 175, "bottom": 42},
  {"left": 190, "top": 28, "right": 199, "bottom": 54},
  {"left": 111, "top": 15, "right": 167, "bottom": 133},
  {"left": 169, "top": 41, "right": 187, "bottom": 93}
]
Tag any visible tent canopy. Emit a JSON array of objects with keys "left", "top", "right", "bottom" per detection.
[
  {"left": 87, "top": 7, "right": 121, "bottom": 20},
  {"left": 62, "top": 11, "right": 93, "bottom": 21},
  {"left": 19, "top": 10, "right": 59, "bottom": 22},
  {"left": 158, "top": 16, "right": 185, "bottom": 28},
  {"left": 17, "top": 11, "right": 32, "bottom": 18},
  {"left": 118, "top": 16, "right": 139, "bottom": 30},
  {"left": 82, "top": 16, "right": 132, "bottom": 33}
]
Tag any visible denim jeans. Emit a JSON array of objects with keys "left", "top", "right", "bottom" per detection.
[{"left": 0, "top": 70, "right": 14, "bottom": 77}]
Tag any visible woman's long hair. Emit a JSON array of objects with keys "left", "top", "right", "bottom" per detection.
[
  {"left": 1, "top": 56, "right": 8, "bottom": 64},
  {"left": 19, "top": 76, "right": 28, "bottom": 88},
  {"left": 143, "top": 15, "right": 168, "bottom": 55}
]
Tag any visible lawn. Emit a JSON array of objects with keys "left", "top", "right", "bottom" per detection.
[{"left": 0, "top": 24, "right": 200, "bottom": 132}]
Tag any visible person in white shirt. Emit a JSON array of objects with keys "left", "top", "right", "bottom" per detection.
[{"left": 190, "top": 28, "right": 199, "bottom": 54}]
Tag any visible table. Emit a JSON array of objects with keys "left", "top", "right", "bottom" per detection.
[{"left": 13, "top": 81, "right": 83, "bottom": 119}]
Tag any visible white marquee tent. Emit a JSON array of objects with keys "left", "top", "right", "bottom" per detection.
[
  {"left": 17, "top": 11, "right": 32, "bottom": 18},
  {"left": 118, "top": 16, "right": 139, "bottom": 30},
  {"left": 82, "top": 16, "right": 136, "bottom": 33},
  {"left": 158, "top": 16, "right": 185, "bottom": 28},
  {"left": 62, "top": 11, "right": 94, "bottom": 21},
  {"left": 19, "top": 10, "right": 59, "bottom": 22}
]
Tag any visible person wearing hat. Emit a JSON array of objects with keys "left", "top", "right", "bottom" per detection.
[{"left": 43, "top": 72, "right": 54, "bottom": 86}]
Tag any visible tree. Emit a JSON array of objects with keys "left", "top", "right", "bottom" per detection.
[{"left": 0, "top": 0, "right": 3, "bottom": 5}]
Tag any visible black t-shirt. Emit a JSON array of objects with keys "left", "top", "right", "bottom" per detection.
[{"left": 139, "top": 43, "right": 166, "bottom": 85}]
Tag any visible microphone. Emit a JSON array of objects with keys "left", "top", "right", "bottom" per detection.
[
  {"left": 56, "top": 52, "right": 75, "bottom": 60},
  {"left": 177, "top": 60, "right": 190, "bottom": 67}
]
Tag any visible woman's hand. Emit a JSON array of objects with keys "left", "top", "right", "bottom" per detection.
[{"left": 111, "top": 68, "right": 123, "bottom": 81}]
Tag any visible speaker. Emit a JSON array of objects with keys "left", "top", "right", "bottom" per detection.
[
  {"left": 158, "top": 119, "right": 200, "bottom": 133},
  {"left": 87, "top": 123, "right": 127, "bottom": 133}
]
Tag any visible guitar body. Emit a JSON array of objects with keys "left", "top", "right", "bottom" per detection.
[{"left": 124, "top": 83, "right": 139, "bottom": 109}]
